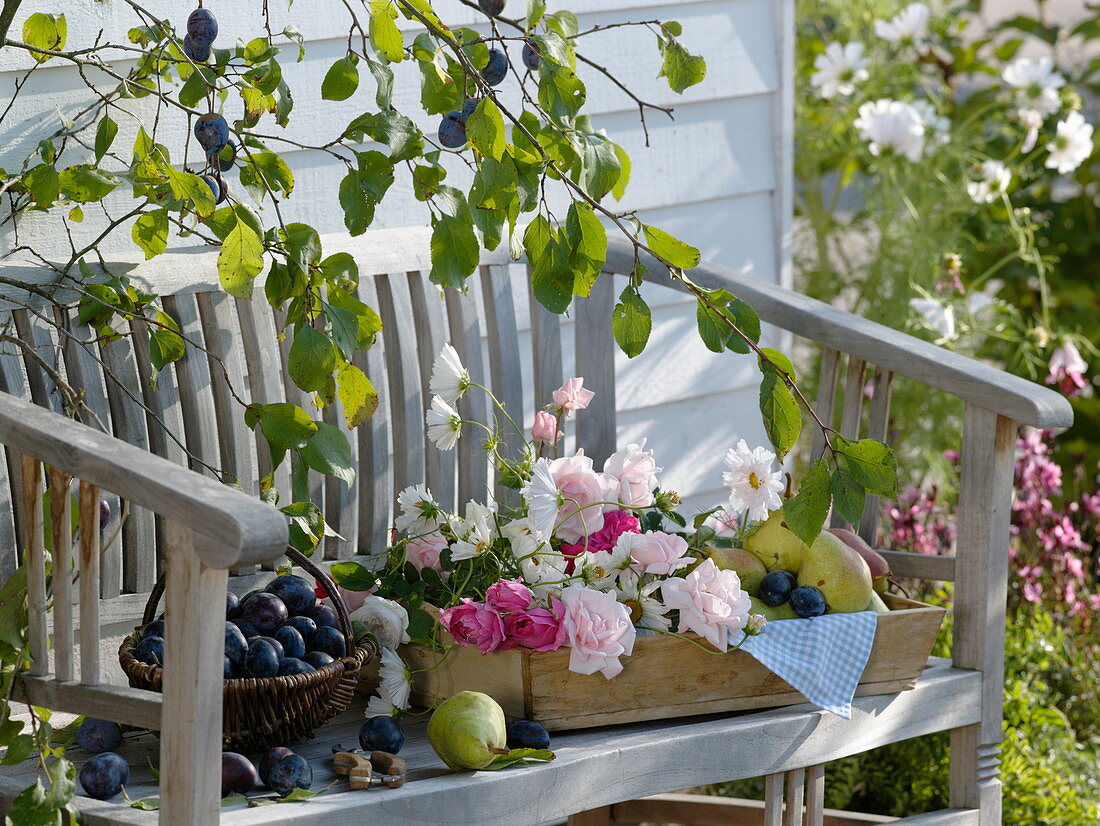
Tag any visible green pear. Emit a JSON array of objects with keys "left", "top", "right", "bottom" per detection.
[
  {"left": 827, "top": 527, "right": 892, "bottom": 594},
  {"left": 427, "top": 691, "right": 509, "bottom": 771},
  {"left": 744, "top": 509, "right": 809, "bottom": 573},
  {"left": 866, "top": 591, "right": 890, "bottom": 613},
  {"left": 797, "top": 531, "right": 873, "bottom": 614},
  {"left": 709, "top": 546, "right": 768, "bottom": 594},
  {"left": 749, "top": 595, "right": 799, "bottom": 621}
]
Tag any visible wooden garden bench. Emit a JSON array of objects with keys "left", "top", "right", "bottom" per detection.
[{"left": 0, "top": 226, "right": 1072, "bottom": 825}]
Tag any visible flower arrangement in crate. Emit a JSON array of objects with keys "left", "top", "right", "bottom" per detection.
[{"left": 340, "top": 346, "right": 943, "bottom": 726}]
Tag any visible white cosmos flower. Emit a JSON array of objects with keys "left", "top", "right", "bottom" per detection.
[
  {"left": 425, "top": 395, "right": 462, "bottom": 451},
  {"left": 1019, "top": 108, "right": 1043, "bottom": 152},
  {"left": 577, "top": 542, "right": 632, "bottom": 591},
  {"left": 1003, "top": 56, "right": 1065, "bottom": 117},
  {"left": 366, "top": 646, "right": 412, "bottom": 716},
  {"left": 1046, "top": 111, "right": 1094, "bottom": 175},
  {"left": 450, "top": 501, "right": 497, "bottom": 561},
  {"left": 874, "top": 2, "right": 930, "bottom": 45},
  {"left": 504, "top": 519, "right": 570, "bottom": 598},
  {"left": 967, "top": 160, "right": 1012, "bottom": 205},
  {"left": 429, "top": 344, "right": 471, "bottom": 405},
  {"left": 615, "top": 579, "right": 670, "bottom": 633},
  {"left": 722, "top": 440, "right": 785, "bottom": 524},
  {"left": 909, "top": 297, "right": 956, "bottom": 340},
  {"left": 395, "top": 483, "right": 443, "bottom": 534},
  {"left": 967, "top": 291, "right": 997, "bottom": 316},
  {"left": 854, "top": 99, "right": 925, "bottom": 162},
  {"left": 911, "top": 100, "right": 949, "bottom": 145},
  {"left": 521, "top": 458, "right": 563, "bottom": 540},
  {"left": 810, "top": 42, "right": 869, "bottom": 99}
]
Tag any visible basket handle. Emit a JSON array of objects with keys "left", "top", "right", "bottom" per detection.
[{"left": 140, "top": 547, "right": 358, "bottom": 658}]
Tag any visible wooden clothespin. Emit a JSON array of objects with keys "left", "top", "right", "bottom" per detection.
[{"left": 332, "top": 749, "right": 406, "bottom": 789}]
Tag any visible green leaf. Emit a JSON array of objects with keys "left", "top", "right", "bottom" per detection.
[
  {"left": 178, "top": 66, "right": 212, "bottom": 109},
  {"left": 783, "top": 460, "right": 830, "bottom": 547},
  {"left": 565, "top": 202, "right": 606, "bottom": 297},
  {"left": 257, "top": 403, "right": 318, "bottom": 450},
  {"left": 369, "top": 0, "right": 405, "bottom": 62},
  {"left": 830, "top": 468, "right": 866, "bottom": 526},
  {"left": 322, "top": 54, "right": 361, "bottom": 101},
  {"left": 758, "top": 347, "right": 796, "bottom": 380},
  {"left": 643, "top": 225, "right": 700, "bottom": 269},
  {"left": 23, "top": 13, "right": 66, "bottom": 62},
  {"left": 300, "top": 422, "right": 355, "bottom": 486},
  {"left": 724, "top": 298, "right": 760, "bottom": 355},
  {"left": 218, "top": 213, "right": 265, "bottom": 298},
  {"left": 834, "top": 437, "right": 897, "bottom": 497},
  {"left": 165, "top": 167, "right": 216, "bottom": 217},
  {"left": 2, "top": 734, "right": 35, "bottom": 765},
  {"left": 525, "top": 218, "right": 572, "bottom": 314},
  {"left": 466, "top": 98, "right": 506, "bottom": 161},
  {"left": 658, "top": 34, "right": 706, "bottom": 93},
  {"left": 148, "top": 310, "right": 185, "bottom": 372},
  {"left": 758, "top": 372, "right": 801, "bottom": 460},
  {"left": 337, "top": 362, "right": 379, "bottom": 428},
  {"left": 611, "top": 142, "right": 631, "bottom": 200},
  {"left": 288, "top": 325, "right": 337, "bottom": 394},
  {"left": 483, "top": 748, "right": 555, "bottom": 770},
  {"left": 695, "top": 291, "right": 735, "bottom": 353},
  {"left": 574, "top": 132, "right": 621, "bottom": 202},
  {"left": 22, "top": 164, "right": 59, "bottom": 208},
  {"left": 58, "top": 165, "right": 120, "bottom": 203},
  {"left": 239, "top": 151, "right": 295, "bottom": 199},
  {"left": 612, "top": 288, "right": 651, "bottom": 357},
  {"left": 338, "top": 152, "right": 394, "bottom": 236},
  {"left": 344, "top": 111, "right": 422, "bottom": 161},
  {"left": 0, "top": 567, "right": 28, "bottom": 651},
  {"left": 95, "top": 116, "right": 118, "bottom": 164},
  {"left": 283, "top": 222, "right": 322, "bottom": 277},
  {"left": 131, "top": 209, "right": 169, "bottom": 260},
  {"left": 429, "top": 211, "right": 479, "bottom": 288},
  {"left": 330, "top": 560, "right": 377, "bottom": 592},
  {"left": 282, "top": 25, "right": 306, "bottom": 61}
]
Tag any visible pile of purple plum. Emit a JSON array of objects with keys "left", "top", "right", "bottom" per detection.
[
  {"left": 131, "top": 574, "right": 349, "bottom": 679},
  {"left": 222, "top": 747, "right": 313, "bottom": 798}
]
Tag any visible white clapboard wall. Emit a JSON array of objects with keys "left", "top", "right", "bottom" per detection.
[{"left": 0, "top": 0, "right": 793, "bottom": 514}]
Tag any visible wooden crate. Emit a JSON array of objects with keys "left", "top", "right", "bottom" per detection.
[{"left": 394, "top": 595, "right": 945, "bottom": 731}]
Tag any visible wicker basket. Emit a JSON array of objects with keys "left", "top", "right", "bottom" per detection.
[{"left": 120, "top": 548, "right": 376, "bottom": 751}]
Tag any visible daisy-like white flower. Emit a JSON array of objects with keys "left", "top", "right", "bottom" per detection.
[
  {"left": 429, "top": 343, "right": 471, "bottom": 405},
  {"left": 911, "top": 100, "right": 949, "bottom": 145},
  {"left": 854, "top": 99, "right": 925, "bottom": 162},
  {"left": 1019, "top": 108, "right": 1043, "bottom": 152},
  {"left": 450, "top": 501, "right": 497, "bottom": 561},
  {"left": 909, "top": 296, "right": 956, "bottom": 340},
  {"left": 521, "top": 458, "right": 563, "bottom": 539},
  {"left": 615, "top": 579, "right": 670, "bottom": 633},
  {"left": 425, "top": 395, "right": 462, "bottom": 451},
  {"left": 366, "top": 647, "right": 412, "bottom": 716},
  {"left": 722, "top": 440, "right": 785, "bottom": 523},
  {"left": 577, "top": 542, "right": 632, "bottom": 590},
  {"left": 395, "top": 483, "right": 443, "bottom": 534},
  {"left": 966, "top": 160, "right": 1012, "bottom": 205},
  {"left": 502, "top": 518, "right": 569, "bottom": 598},
  {"left": 1046, "top": 111, "right": 1094, "bottom": 175},
  {"left": 1003, "top": 56, "right": 1065, "bottom": 117},
  {"left": 874, "top": 2, "right": 930, "bottom": 46},
  {"left": 810, "top": 42, "right": 869, "bottom": 99}
]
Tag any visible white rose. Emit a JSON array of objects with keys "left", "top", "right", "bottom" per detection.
[
  {"left": 350, "top": 595, "right": 411, "bottom": 649},
  {"left": 603, "top": 442, "right": 661, "bottom": 509}
]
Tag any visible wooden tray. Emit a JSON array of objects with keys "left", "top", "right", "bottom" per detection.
[{"left": 387, "top": 595, "right": 944, "bottom": 731}]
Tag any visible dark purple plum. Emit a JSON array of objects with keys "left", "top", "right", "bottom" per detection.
[
  {"left": 266, "top": 753, "right": 312, "bottom": 796},
  {"left": 478, "top": 0, "right": 505, "bottom": 16},
  {"left": 223, "top": 655, "right": 235, "bottom": 679},
  {"left": 75, "top": 719, "right": 122, "bottom": 753},
  {"left": 183, "top": 34, "right": 210, "bottom": 62},
  {"left": 481, "top": 49, "right": 508, "bottom": 86},
  {"left": 265, "top": 574, "right": 317, "bottom": 616},
  {"left": 522, "top": 38, "right": 540, "bottom": 71},
  {"left": 244, "top": 638, "right": 280, "bottom": 678},
  {"left": 310, "top": 626, "right": 346, "bottom": 659},
  {"left": 460, "top": 98, "right": 480, "bottom": 120},
  {"left": 224, "top": 622, "right": 248, "bottom": 665},
  {"left": 358, "top": 716, "right": 404, "bottom": 754},
  {"left": 759, "top": 570, "right": 798, "bottom": 606},
  {"left": 199, "top": 174, "right": 227, "bottom": 204},
  {"left": 274, "top": 625, "right": 306, "bottom": 660},
  {"left": 186, "top": 8, "right": 218, "bottom": 48},
  {"left": 193, "top": 113, "right": 229, "bottom": 156},
  {"left": 133, "top": 635, "right": 164, "bottom": 667},
  {"left": 142, "top": 619, "right": 165, "bottom": 639},
  {"left": 307, "top": 603, "right": 339, "bottom": 629},
  {"left": 258, "top": 746, "right": 293, "bottom": 787},
  {"left": 285, "top": 616, "right": 317, "bottom": 645},
  {"left": 226, "top": 590, "right": 239, "bottom": 619},
  {"left": 99, "top": 499, "right": 111, "bottom": 531},
  {"left": 232, "top": 618, "right": 260, "bottom": 638},
  {"left": 302, "top": 651, "right": 334, "bottom": 669},
  {"left": 789, "top": 586, "right": 827, "bottom": 618},
  {"left": 437, "top": 111, "right": 466, "bottom": 149},
  {"left": 506, "top": 719, "right": 550, "bottom": 750},
  {"left": 221, "top": 752, "right": 259, "bottom": 797},
  {"left": 79, "top": 752, "right": 129, "bottom": 800},
  {"left": 277, "top": 657, "right": 312, "bottom": 676},
  {"left": 239, "top": 592, "right": 288, "bottom": 634},
  {"left": 256, "top": 635, "right": 285, "bottom": 661}
]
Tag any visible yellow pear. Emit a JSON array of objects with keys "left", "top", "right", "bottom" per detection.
[
  {"left": 866, "top": 591, "right": 890, "bottom": 613},
  {"left": 427, "top": 691, "right": 509, "bottom": 771},
  {"left": 744, "top": 509, "right": 809, "bottom": 573},
  {"left": 797, "top": 531, "right": 873, "bottom": 614},
  {"left": 709, "top": 546, "right": 768, "bottom": 594},
  {"left": 749, "top": 595, "right": 798, "bottom": 621}
]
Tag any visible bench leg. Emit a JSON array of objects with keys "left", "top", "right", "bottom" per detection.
[{"left": 160, "top": 520, "right": 228, "bottom": 826}]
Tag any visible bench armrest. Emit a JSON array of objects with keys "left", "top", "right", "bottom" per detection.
[
  {"left": 606, "top": 239, "right": 1074, "bottom": 429},
  {"left": 0, "top": 391, "right": 286, "bottom": 569}
]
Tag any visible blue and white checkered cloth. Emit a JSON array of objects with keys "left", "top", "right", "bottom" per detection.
[{"left": 737, "top": 611, "right": 878, "bottom": 718}]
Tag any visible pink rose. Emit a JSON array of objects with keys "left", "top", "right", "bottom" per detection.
[
  {"left": 531, "top": 410, "right": 562, "bottom": 444},
  {"left": 553, "top": 584, "right": 636, "bottom": 679},
  {"left": 602, "top": 443, "right": 661, "bottom": 508},
  {"left": 439, "top": 599, "right": 506, "bottom": 653},
  {"left": 405, "top": 532, "right": 448, "bottom": 574},
  {"left": 485, "top": 579, "right": 533, "bottom": 613},
  {"left": 619, "top": 531, "right": 692, "bottom": 576},
  {"left": 552, "top": 377, "right": 595, "bottom": 412},
  {"left": 661, "top": 559, "right": 751, "bottom": 652},
  {"left": 560, "top": 509, "right": 640, "bottom": 572},
  {"left": 550, "top": 450, "right": 613, "bottom": 544},
  {"left": 502, "top": 608, "right": 565, "bottom": 652}
]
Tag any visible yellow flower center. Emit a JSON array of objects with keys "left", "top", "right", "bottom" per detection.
[
  {"left": 748, "top": 472, "right": 762, "bottom": 490},
  {"left": 624, "top": 599, "right": 643, "bottom": 624}
]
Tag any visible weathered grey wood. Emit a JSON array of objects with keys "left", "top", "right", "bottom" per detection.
[
  {"left": 607, "top": 239, "right": 1073, "bottom": 429},
  {"left": 354, "top": 277, "right": 391, "bottom": 557},
  {"left": 21, "top": 456, "right": 47, "bottom": 676},
  {"left": 322, "top": 400, "right": 357, "bottom": 560},
  {"left": 160, "top": 520, "right": 226, "bottom": 826},
  {"left": 878, "top": 549, "right": 954, "bottom": 582},
  {"left": 0, "top": 335, "right": 30, "bottom": 561},
  {"left": 858, "top": 368, "right": 894, "bottom": 543},
  {"left": 894, "top": 809, "right": 980, "bottom": 825},
  {"left": 783, "top": 768, "right": 805, "bottom": 826},
  {"left": 272, "top": 308, "right": 324, "bottom": 510},
  {"left": 0, "top": 445, "right": 14, "bottom": 580},
  {"left": 78, "top": 481, "right": 102, "bottom": 685},
  {"left": 607, "top": 793, "right": 897, "bottom": 826},
  {"left": 806, "top": 764, "right": 825, "bottom": 826},
  {"left": 48, "top": 469, "right": 75, "bottom": 682},
  {"left": 764, "top": 774, "right": 784, "bottom": 826},
  {"left": 480, "top": 265, "right": 525, "bottom": 506},
  {"left": 16, "top": 676, "right": 162, "bottom": 730},
  {"left": 163, "top": 294, "right": 220, "bottom": 479},
  {"left": 12, "top": 308, "right": 66, "bottom": 415},
  {"left": 574, "top": 276, "right": 617, "bottom": 465},
  {"left": 445, "top": 285, "right": 489, "bottom": 504},
  {"left": 0, "top": 393, "right": 287, "bottom": 569},
  {"left": 529, "top": 269, "right": 564, "bottom": 408},
  {"left": 829, "top": 357, "right": 866, "bottom": 530},
  {"left": 811, "top": 346, "right": 840, "bottom": 461}
]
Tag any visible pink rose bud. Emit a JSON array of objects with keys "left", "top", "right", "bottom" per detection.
[
  {"left": 745, "top": 613, "right": 767, "bottom": 635},
  {"left": 551, "top": 377, "right": 595, "bottom": 412},
  {"left": 485, "top": 579, "right": 533, "bottom": 613},
  {"left": 531, "top": 410, "right": 562, "bottom": 444},
  {"left": 1046, "top": 341, "right": 1088, "bottom": 397},
  {"left": 439, "top": 599, "right": 506, "bottom": 653},
  {"left": 502, "top": 608, "right": 565, "bottom": 652}
]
